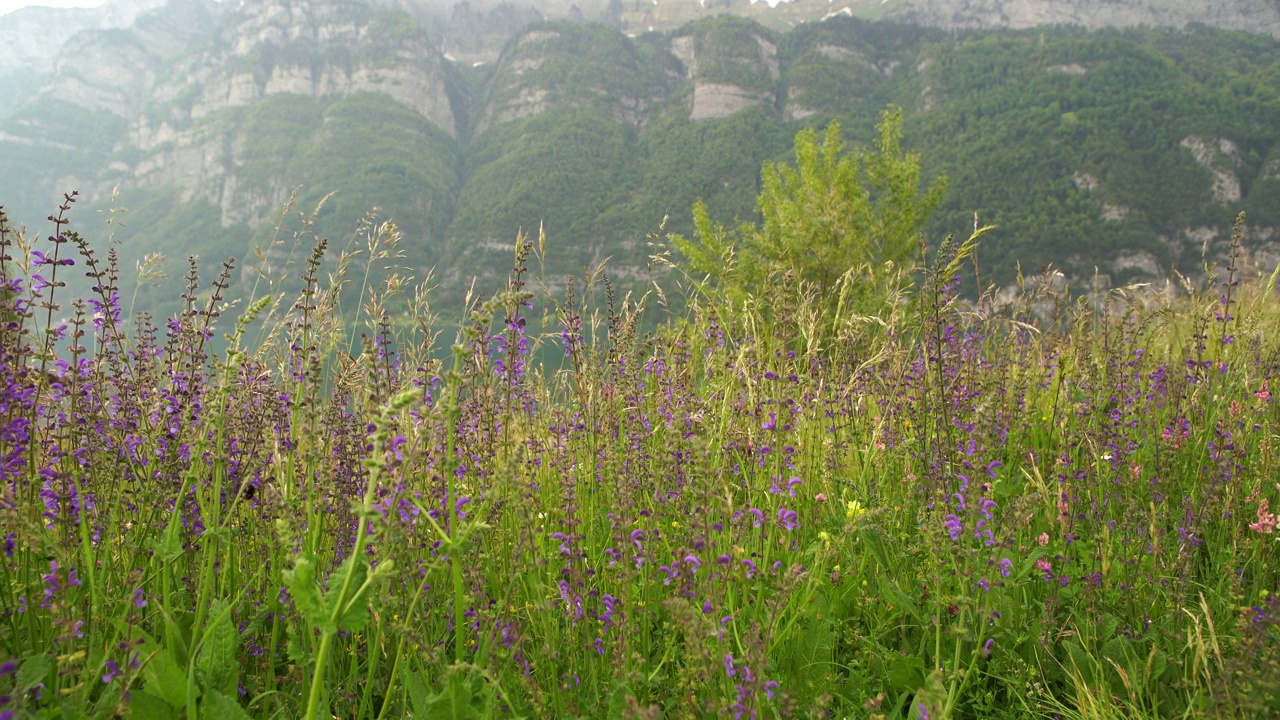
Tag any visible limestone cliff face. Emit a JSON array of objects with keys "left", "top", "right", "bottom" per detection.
[
  {"left": 472, "top": 18, "right": 782, "bottom": 133},
  {"left": 29, "top": 0, "right": 464, "bottom": 228},
  {"left": 475, "top": 24, "right": 682, "bottom": 133},
  {"left": 668, "top": 21, "right": 779, "bottom": 121},
  {"left": 0, "top": 0, "right": 172, "bottom": 77},
  {"left": 881, "top": 0, "right": 1280, "bottom": 37},
  {"left": 150, "top": 0, "right": 459, "bottom": 136},
  {"left": 0, "top": 0, "right": 174, "bottom": 114}
]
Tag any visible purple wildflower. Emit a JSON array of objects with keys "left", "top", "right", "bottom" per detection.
[{"left": 943, "top": 514, "right": 963, "bottom": 542}]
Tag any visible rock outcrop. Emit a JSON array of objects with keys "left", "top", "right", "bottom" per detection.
[{"left": 883, "top": 0, "right": 1280, "bottom": 38}]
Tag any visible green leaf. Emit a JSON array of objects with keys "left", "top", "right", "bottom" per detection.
[
  {"left": 859, "top": 527, "right": 892, "bottom": 569},
  {"left": 127, "top": 691, "right": 179, "bottom": 720},
  {"left": 405, "top": 668, "right": 432, "bottom": 719},
  {"left": 1016, "top": 550, "right": 1046, "bottom": 581},
  {"left": 283, "top": 555, "right": 327, "bottom": 629},
  {"left": 18, "top": 653, "right": 52, "bottom": 692},
  {"left": 1147, "top": 647, "right": 1168, "bottom": 684},
  {"left": 323, "top": 554, "right": 371, "bottom": 632},
  {"left": 878, "top": 577, "right": 920, "bottom": 622},
  {"left": 141, "top": 648, "right": 192, "bottom": 709},
  {"left": 443, "top": 671, "right": 484, "bottom": 720},
  {"left": 200, "top": 690, "right": 254, "bottom": 720},
  {"left": 1064, "top": 639, "right": 1095, "bottom": 685},
  {"left": 606, "top": 681, "right": 633, "bottom": 720},
  {"left": 886, "top": 655, "right": 925, "bottom": 693},
  {"left": 197, "top": 599, "right": 239, "bottom": 697},
  {"left": 403, "top": 666, "right": 486, "bottom": 720}
]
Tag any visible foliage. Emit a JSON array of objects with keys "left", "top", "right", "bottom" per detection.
[
  {"left": 445, "top": 107, "right": 640, "bottom": 282},
  {"left": 674, "top": 106, "right": 945, "bottom": 318},
  {"left": 7, "top": 11, "right": 1280, "bottom": 332},
  {"left": 3, "top": 199, "right": 1280, "bottom": 720}
]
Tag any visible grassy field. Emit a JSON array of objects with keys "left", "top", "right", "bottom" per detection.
[{"left": 1, "top": 198, "right": 1279, "bottom": 720}]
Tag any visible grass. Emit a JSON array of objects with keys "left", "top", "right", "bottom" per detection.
[{"left": 0, "top": 197, "right": 1278, "bottom": 720}]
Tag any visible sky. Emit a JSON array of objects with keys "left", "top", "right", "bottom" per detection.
[{"left": 0, "top": 0, "right": 107, "bottom": 16}]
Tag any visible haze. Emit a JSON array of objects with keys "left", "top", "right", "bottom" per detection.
[{"left": 0, "top": 0, "right": 106, "bottom": 15}]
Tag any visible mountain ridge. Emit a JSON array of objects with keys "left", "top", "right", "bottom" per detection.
[{"left": 3, "top": 0, "right": 1280, "bottom": 321}]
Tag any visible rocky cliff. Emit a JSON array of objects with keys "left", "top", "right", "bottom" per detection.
[
  {"left": 3, "top": 0, "right": 1280, "bottom": 319},
  {"left": 882, "top": 0, "right": 1280, "bottom": 37}
]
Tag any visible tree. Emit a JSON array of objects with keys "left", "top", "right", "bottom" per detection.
[{"left": 673, "top": 105, "right": 946, "bottom": 318}]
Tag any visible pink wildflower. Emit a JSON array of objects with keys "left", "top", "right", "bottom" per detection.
[
  {"left": 1249, "top": 499, "right": 1277, "bottom": 535},
  {"left": 1037, "top": 533, "right": 1049, "bottom": 546}
]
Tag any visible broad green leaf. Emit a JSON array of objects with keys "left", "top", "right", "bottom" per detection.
[
  {"left": 18, "top": 653, "right": 52, "bottom": 692},
  {"left": 404, "top": 666, "right": 432, "bottom": 718},
  {"left": 445, "top": 671, "right": 483, "bottom": 720},
  {"left": 197, "top": 599, "right": 239, "bottom": 697},
  {"left": 200, "top": 690, "right": 254, "bottom": 720},
  {"left": 1064, "top": 639, "right": 1095, "bottom": 685},
  {"left": 886, "top": 655, "right": 925, "bottom": 693},
  {"left": 1147, "top": 647, "right": 1168, "bottom": 684},
  {"left": 323, "top": 554, "right": 371, "bottom": 632},
  {"left": 606, "top": 682, "right": 633, "bottom": 720},
  {"left": 859, "top": 527, "right": 892, "bottom": 569},
  {"left": 127, "top": 691, "right": 178, "bottom": 720},
  {"left": 404, "top": 666, "right": 485, "bottom": 720},
  {"left": 141, "top": 648, "right": 192, "bottom": 709},
  {"left": 283, "top": 555, "right": 326, "bottom": 628},
  {"left": 878, "top": 577, "right": 920, "bottom": 622}
]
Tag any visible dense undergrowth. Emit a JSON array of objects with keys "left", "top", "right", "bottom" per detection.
[{"left": 1, "top": 197, "right": 1279, "bottom": 720}]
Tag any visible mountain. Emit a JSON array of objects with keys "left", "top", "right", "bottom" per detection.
[{"left": 3, "top": 0, "right": 1280, "bottom": 325}]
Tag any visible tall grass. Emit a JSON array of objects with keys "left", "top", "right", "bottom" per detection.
[{"left": 1, "top": 199, "right": 1278, "bottom": 719}]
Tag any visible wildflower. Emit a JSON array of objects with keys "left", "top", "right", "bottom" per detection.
[
  {"left": 764, "top": 680, "right": 780, "bottom": 699},
  {"left": 973, "top": 519, "right": 995, "bottom": 546},
  {"left": 982, "top": 638, "right": 994, "bottom": 657},
  {"left": 999, "top": 558, "right": 1012, "bottom": 577},
  {"left": 975, "top": 578, "right": 990, "bottom": 592},
  {"left": 724, "top": 653, "right": 736, "bottom": 677},
  {"left": 776, "top": 508, "right": 799, "bottom": 531},
  {"left": 1249, "top": 499, "right": 1277, "bottom": 534},
  {"left": 101, "top": 660, "right": 120, "bottom": 684},
  {"left": 943, "top": 514, "right": 963, "bottom": 542},
  {"left": 133, "top": 588, "right": 147, "bottom": 609},
  {"left": 846, "top": 500, "right": 866, "bottom": 520},
  {"left": 786, "top": 477, "right": 802, "bottom": 496},
  {"left": 1034, "top": 559, "right": 1053, "bottom": 580},
  {"left": 1037, "top": 533, "right": 1049, "bottom": 546},
  {"left": 815, "top": 493, "right": 827, "bottom": 503},
  {"left": 1257, "top": 381, "right": 1271, "bottom": 401}
]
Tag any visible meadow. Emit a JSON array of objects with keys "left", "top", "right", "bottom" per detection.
[{"left": 1, "top": 196, "right": 1279, "bottom": 720}]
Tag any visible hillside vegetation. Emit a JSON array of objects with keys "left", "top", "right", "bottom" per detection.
[{"left": 4, "top": 7, "right": 1280, "bottom": 322}]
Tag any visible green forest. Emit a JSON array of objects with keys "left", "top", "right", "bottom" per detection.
[{"left": 4, "top": 11, "right": 1280, "bottom": 322}]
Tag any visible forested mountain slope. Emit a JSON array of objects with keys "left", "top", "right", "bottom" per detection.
[{"left": 2, "top": 0, "right": 1279, "bottom": 320}]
